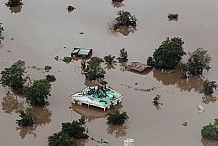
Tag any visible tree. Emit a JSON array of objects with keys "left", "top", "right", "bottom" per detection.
[
  {"left": 5, "top": 0, "right": 23, "bottom": 7},
  {"left": 61, "top": 117, "right": 88, "bottom": 139},
  {"left": 23, "top": 79, "right": 51, "bottom": 106},
  {"left": 201, "top": 119, "right": 218, "bottom": 140},
  {"left": 104, "top": 55, "right": 116, "bottom": 64},
  {"left": 115, "top": 10, "right": 137, "bottom": 27},
  {"left": 48, "top": 131, "right": 74, "bottom": 146},
  {"left": 147, "top": 37, "right": 186, "bottom": 69},
  {"left": 107, "top": 110, "right": 129, "bottom": 125},
  {"left": 0, "top": 60, "right": 26, "bottom": 92},
  {"left": 202, "top": 80, "right": 217, "bottom": 95},
  {"left": 183, "top": 48, "right": 211, "bottom": 75},
  {"left": 16, "top": 110, "right": 35, "bottom": 127}
]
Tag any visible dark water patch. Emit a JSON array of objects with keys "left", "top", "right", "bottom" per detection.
[{"left": 107, "top": 124, "right": 128, "bottom": 138}]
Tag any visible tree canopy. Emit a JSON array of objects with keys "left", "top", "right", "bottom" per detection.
[
  {"left": 201, "top": 119, "right": 218, "bottom": 140},
  {"left": 0, "top": 60, "right": 26, "bottom": 92},
  {"left": 5, "top": 0, "right": 23, "bottom": 7},
  {"left": 107, "top": 110, "right": 129, "bottom": 125},
  {"left": 183, "top": 48, "right": 211, "bottom": 75},
  {"left": 202, "top": 80, "right": 217, "bottom": 95},
  {"left": 147, "top": 37, "right": 186, "bottom": 69},
  {"left": 48, "top": 131, "right": 74, "bottom": 146},
  {"left": 114, "top": 10, "right": 137, "bottom": 27},
  {"left": 23, "top": 79, "right": 51, "bottom": 106},
  {"left": 16, "top": 110, "right": 35, "bottom": 127}
]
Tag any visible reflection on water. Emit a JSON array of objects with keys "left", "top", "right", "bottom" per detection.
[
  {"left": 75, "top": 139, "right": 88, "bottom": 146},
  {"left": 108, "top": 24, "right": 137, "bottom": 36},
  {"left": 111, "top": 2, "right": 125, "bottom": 8},
  {"left": 107, "top": 124, "right": 128, "bottom": 138},
  {"left": 17, "top": 107, "right": 52, "bottom": 139},
  {"left": 70, "top": 104, "right": 122, "bottom": 122},
  {"left": 201, "top": 139, "right": 218, "bottom": 146},
  {"left": 153, "top": 69, "right": 203, "bottom": 92},
  {"left": 202, "top": 95, "right": 217, "bottom": 104},
  {"left": 1, "top": 92, "right": 24, "bottom": 114},
  {"left": 9, "top": 5, "right": 22, "bottom": 13},
  {"left": 104, "top": 64, "right": 116, "bottom": 70}
]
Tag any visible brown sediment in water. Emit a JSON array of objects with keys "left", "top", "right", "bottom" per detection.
[{"left": 0, "top": 0, "right": 218, "bottom": 146}]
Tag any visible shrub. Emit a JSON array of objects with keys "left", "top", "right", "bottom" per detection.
[
  {"left": 168, "top": 13, "right": 178, "bottom": 21},
  {"left": 201, "top": 119, "right": 218, "bottom": 140},
  {"left": 63, "top": 56, "right": 72, "bottom": 63},
  {"left": 202, "top": 80, "right": 217, "bottom": 95},
  {"left": 104, "top": 55, "right": 116, "bottom": 64},
  {"left": 44, "top": 65, "right": 52, "bottom": 72},
  {"left": 107, "top": 110, "right": 129, "bottom": 125},
  {"left": 114, "top": 10, "right": 137, "bottom": 27}
]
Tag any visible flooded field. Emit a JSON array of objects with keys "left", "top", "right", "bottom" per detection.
[{"left": 1, "top": 0, "right": 218, "bottom": 146}]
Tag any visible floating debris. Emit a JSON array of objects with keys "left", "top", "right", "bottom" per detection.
[
  {"left": 197, "top": 105, "right": 205, "bottom": 114},
  {"left": 182, "top": 122, "right": 187, "bottom": 126},
  {"left": 67, "top": 5, "right": 76, "bottom": 12},
  {"left": 54, "top": 56, "right": 58, "bottom": 61},
  {"left": 46, "top": 75, "right": 56, "bottom": 82},
  {"left": 79, "top": 32, "right": 84, "bottom": 34}
]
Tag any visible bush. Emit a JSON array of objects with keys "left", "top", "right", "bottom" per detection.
[
  {"left": 104, "top": 55, "right": 116, "bottom": 64},
  {"left": 147, "top": 37, "right": 186, "bottom": 69},
  {"left": 63, "top": 56, "right": 72, "bottom": 63},
  {"left": 48, "top": 131, "right": 74, "bottom": 146},
  {"left": 114, "top": 10, "right": 137, "bottom": 27},
  {"left": 46, "top": 75, "right": 56, "bottom": 82},
  {"left": 0, "top": 60, "right": 26, "bottom": 92},
  {"left": 201, "top": 119, "right": 218, "bottom": 140},
  {"left": 23, "top": 79, "right": 51, "bottom": 106},
  {"left": 168, "top": 13, "right": 178, "bottom": 21},
  {"left": 202, "top": 80, "right": 217, "bottom": 95},
  {"left": 5, "top": 0, "right": 23, "bottom": 7},
  {"left": 107, "top": 110, "right": 129, "bottom": 125},
  {"left": 44, "top": 65, "right": 52, "bottom": 72}
]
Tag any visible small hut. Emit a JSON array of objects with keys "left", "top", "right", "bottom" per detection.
[{"left": 127, "top": 62, "right": 152, "bottom": 73}]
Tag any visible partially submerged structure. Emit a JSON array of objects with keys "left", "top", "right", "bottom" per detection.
[
  {"left": 126, "top": 62, "right": 152, "bottom": 73},
  {"left": 71, "top": 48, "right": 92, "bottom": 58},
  {"left": 69, "top": 85, "right": 122, "bottom": 111}
]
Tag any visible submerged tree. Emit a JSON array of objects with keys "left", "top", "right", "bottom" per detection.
[
  {"left": 147, "top": 37, "right": 186, "bottom": 69},
  {"left": 201, "top": 119, "right": 218, "bottom": 140},
  {"left": 107, "top": 110, "right": 129, "bottom": 125},
  {"left": 114, "top": 10, "right": 137, "bottom": 27},
  {"left": 5, "top": 0, "right": 23, "bottom": 7},
  {"left": 168, "top": 13, "right": 178, "bottom": 21},
  {"left": 61, "top": 117, "right": 88, "bottom": 139},
  {"left": 117, "top": 48, "right": 128, "bottom": 63},
  {"left": 16, "top": 110, "right": 35, "bottom": 127},
  {"left": 23, "top": 79, "right": 51, "bottom": 106},
  {"left": 182, "top": 48, "right": 211, "bottom": 75},
  {"left": 202, "top": 80, "right": 217, "bottom": 95},
  {"left": 0, "top": 60, "right": 26, "bottom": 92},
  {"left": 104, "top": 55, "right": 116, "bottom": 64},
  {"left": 48, "top": 131, "right": 74, "bottom": 146}
]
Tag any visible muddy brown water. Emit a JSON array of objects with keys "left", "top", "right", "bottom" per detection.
[{"left": 1, "top": 0, "right": 218, "bottom": 146}]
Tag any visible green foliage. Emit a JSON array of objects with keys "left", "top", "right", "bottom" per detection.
[
  {"left": 16, "top": 110, "right": 35, "bottom": 127},
  {"left": 88, "top": 57, "right": 104, "bottom": 66},
  {"left": 107, "top": 110, "right": 129, "bottom": 125},
  {"left": 23, "top": 79, "right": 51, "bottom": 106},
  {"left": 61, "top": 117, "right": 88, "bottom": 139},
  {"left": 5, "top": 0, "right": 23, "bottom": 7},
  {"left": 0, "top": 60, "right": 26, "bottom": 92},
  {"left": 44, "top": 65, "right": 52, "bottom": 72},
  {"left": 85, "top": 64, "right": 106, "bottom": 80},
  {"left": 63, "top": 56, "right": 72, "bottom": 63},
  {"left": 115, "top": 10, "right": 137, "bottom": 27},
  {"left": 81, "top": 60, "right": 86, "bottom": 69},
  {"left": 201, "top": 119, "right": 218, "bottom": 140},
  {"left": 48, "top": 131, "right": 74, "bottom": 146},
  {"left": 183, "top": 48, "right": 211, "bottom": 75},
  {"left": 104, "top": 55, "right": 116, "bottom": 64},
  {"left": 120, "top": 48, "right": 128, "bottom": 59},
  {"left": 202, "top": 80, "right": 217, "bottom": 95},
  {"left": 168, "top": 13, "right": 178, "bottom": 21},
  {"left": 148, "top": 37, "right": 186, "bottom": 69},
  {"left": 147, "top": 56, "right": 155, "bottom": 66}
]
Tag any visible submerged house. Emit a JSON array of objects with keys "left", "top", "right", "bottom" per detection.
[
  {"left": 71, "top": 48, "right": 92, "bottom": 58},
  {"left": 126, "top": 62, "right": 153, "bottom": 73},
  {"left": 69, "top": 85, "right": 122, "bottom": 111}
]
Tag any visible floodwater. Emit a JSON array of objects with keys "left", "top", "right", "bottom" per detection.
[{"left": 0, "top": 0, "right": 218, "bottom": 146}]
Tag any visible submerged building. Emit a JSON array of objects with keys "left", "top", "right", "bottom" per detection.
[{"left": 69, "top": 85, "right": 122, "bottom": 111}]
